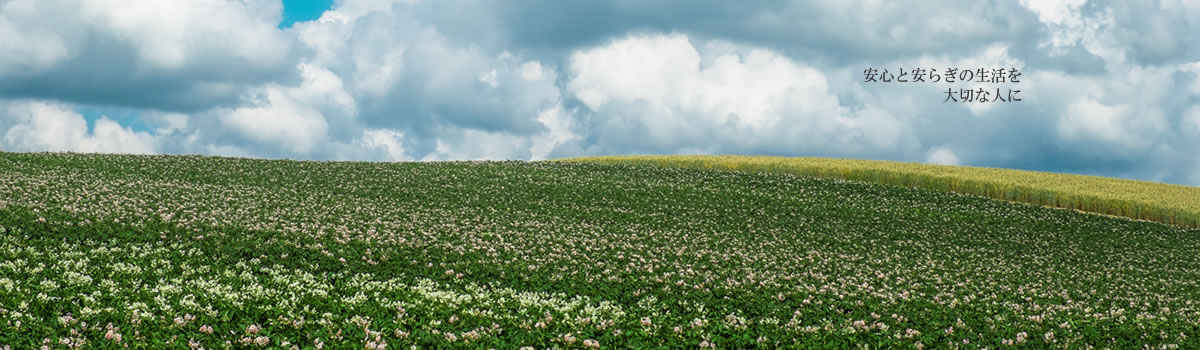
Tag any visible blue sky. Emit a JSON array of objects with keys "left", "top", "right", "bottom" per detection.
[
  {"left": 280, "top": 0, "right": 334, "bottom": 28},
  {"left": 77, "top": 106, "right": 150, "bottom": 133},
  {"left": 1, "top": 0, "right": 1199, "bottom": 185}
]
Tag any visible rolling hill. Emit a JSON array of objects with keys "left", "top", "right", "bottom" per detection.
[{"left": 0, "top": 152, "right": 1197, "bottom": 348}]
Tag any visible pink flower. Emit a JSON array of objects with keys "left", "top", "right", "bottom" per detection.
[{"left": 105, "top": 329, "right": 122, "bottom": 342}]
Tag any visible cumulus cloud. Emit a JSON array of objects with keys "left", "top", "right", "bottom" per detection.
[
  {"left": 925, "top": 147, "right": 961, "bottom": 166},
  {"left": 0, "top": 0, "right": 299, "bottom": 111},
  {"left": 217, "top": 88, "right": 330, "bottom": 155},
  {"left": 355, "top": 129, "right": 410, "bottom": 161},
  {"left": 1057, "top": 98, "right": 1164, "bottom": 154},
  {"left": 566, "top": 33, "right": 916, "bottom": 158},
  {"left": 529, "top": 104, "right": 579, "bottom": 160},
  {"left": 0, "top": 0, "right": 1198, "bottom": 185},
  {"left": 1, "top": 101, "right": 157, "bottom": 154},
  {"left": 208, "top": 63, "right": 358, "bottom": 155},
  {"left": 1018, "top": 0, "right": 1088, "bottom": 25},
  {"left": 286, "top": 2, "right": 572, "bottom": 159}
]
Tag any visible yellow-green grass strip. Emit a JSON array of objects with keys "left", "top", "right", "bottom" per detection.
[{"left": 559, "top": 155, "right": 1200, "bottom": 229}]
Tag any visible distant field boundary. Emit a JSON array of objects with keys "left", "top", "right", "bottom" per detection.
[{"left": 560, "top": 155, "right": 1200, "bottom": 229}]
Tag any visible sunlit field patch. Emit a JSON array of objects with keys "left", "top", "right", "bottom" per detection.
[{"left": 0, "top": 152, "right": 1198, "bottom": 349}]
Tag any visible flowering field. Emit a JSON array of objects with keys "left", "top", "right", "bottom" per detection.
[{"left": 1, "top": 152, "right": 1199, "bottom": 349}]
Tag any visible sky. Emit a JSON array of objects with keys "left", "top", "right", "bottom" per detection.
[
  {"left": 280, "top": 0, "right": 333, "bottom": 28},
  {"left": 0, "top": 0, "right": 1198, "bottom": 185}
]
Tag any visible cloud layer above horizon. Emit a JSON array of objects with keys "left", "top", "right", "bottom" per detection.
[{"left": 2, "top": 0, "right": 1199, "bottom": 185}]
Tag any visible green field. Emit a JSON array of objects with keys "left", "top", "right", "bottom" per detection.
[
  {"left": 1, "top": 152, "right": 1198, "bottom": 349},
  {"left": 564, "top": 155, "right": 1200, "bottom": 229}
]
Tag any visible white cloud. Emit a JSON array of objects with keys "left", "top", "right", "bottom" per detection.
[
  {"left": 519, "top": 61, "right": 545, "bottom": 81},
  {"left": 317, "top": 0, "right": 416, "bottom": 23},
  {"left": 1018, "top": 0, "right": 1124, "bottom": 63},
  {"left": 296, "top": 63, "right": 358, "bottom": 118},
  {"left": 567, "top": 33, "right": 914, "bottom": 156},
  {"left": 218, "top": 88, "right": 329, "bottom": 155},
  {"left": 0, "top": 0, "right": 292, "bottom": 74},
  {"left": 406, "top": 103, "right": 580, "bottom": 161},
  {"left": 1058, "top": 98, "right": 1143, "bottom": 150},
  {"left": 214, "top": 63, "right": 355, "bottom": 155},
  {"left": 1018, "top": 0, "right": 1088, "bottom": 25},
  {"left": 1, "top": 0, "right": 1198, "bottom": 185},
  {"left": 529, "top": 104, "right": 579, "bottom": 161},
  {"left": 145, "top": 112, "right": 189, "bottom": 135},
  {"left": 1044, "top": 61, "right": 1177, "bottom": 160},
  {"left": 569, "top": 34, "right": 701, "bottom": 110},
  {"left": 291, "top": 2, "right": 572, "bottom": 160},
  {"left": 421, "top": 129, "right": 531, "bottom": 161},
  {"left": 77, "top": 0, "right": 289, "bottom": 70},
  {"left": 1, "top": 101, "right": 157, "bottom": 154},
  {"left": 0, "top": 0, "right": 299, "bottom": 113},
  {"left": 353, "top": 47, "right": 407, "bottom": 98},
  {"left": 356, "top": 129, "right": 409, "bottom": 161},
  {"left": 0, "top": 1, "right": 77, "bottom": 76},
  {"left": 925, "top": 147, "right": 961, "bottom": 166}
]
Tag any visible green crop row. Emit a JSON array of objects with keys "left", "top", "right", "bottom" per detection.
[{"left": 561, "top": 155, "right": 1200, "bottom": 228}]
